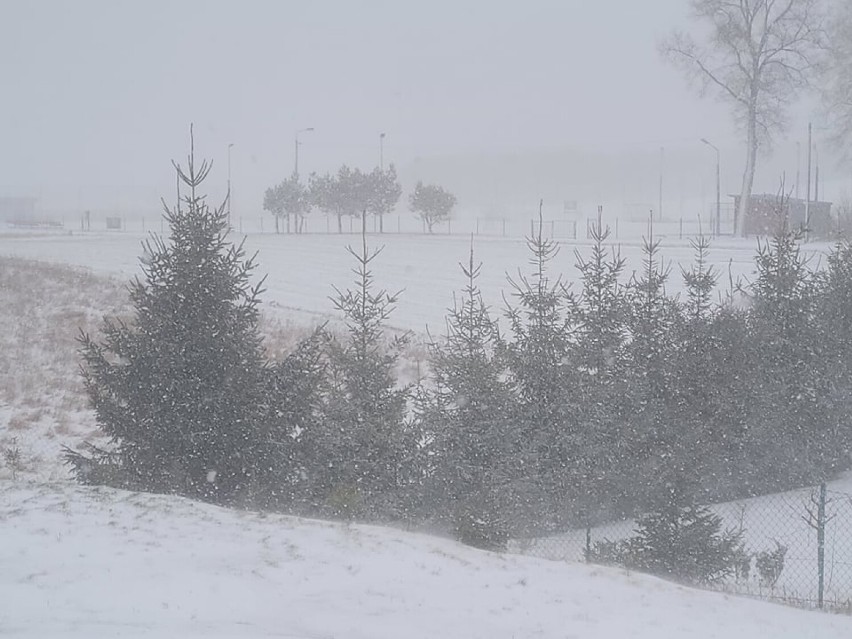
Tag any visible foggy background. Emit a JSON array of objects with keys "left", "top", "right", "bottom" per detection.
[{"left": 0, "top": 0, "right": 845, "bottom": 220}]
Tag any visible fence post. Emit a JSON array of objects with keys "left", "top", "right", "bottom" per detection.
[
  {"left": 615, "top": 217, "right": 619, "bottom": 239},
  {"left": 502, "top": 218, "right": 506, "bottom": 237},
  {"left": 818, "top": 482, "right": 826, "bottom": 609},
  {"left": 585, "top": 526, "right": 591, "bottom": 562},
  {"left": 679, "top": 218, "right": 683, "bottom": 240}
]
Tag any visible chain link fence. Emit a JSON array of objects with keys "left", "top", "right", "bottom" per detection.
[{"left": 510, "top": 482, "right": 852, "bottom": 613}]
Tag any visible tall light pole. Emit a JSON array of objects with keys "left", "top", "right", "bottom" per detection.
[
  {"left": 701, "top": 138, "right": 721, "bottom": 237},
  {"left": 377, "top": 132, "right": 388, "bottom": 233},
  {"left": 796, "top": 141, "right": 801, "bottom": 201},
  {"left": 806, "top": 122, "right": 812, "bottom": 242},
  {"left": 294, "top": 127, "right": 314, "bottom": 178},
  {"left": 659, "top": 146, "right": 664, "bottom": 221},
  {"left": 227, "top": 143, "right": 234, "bottom": 228}
]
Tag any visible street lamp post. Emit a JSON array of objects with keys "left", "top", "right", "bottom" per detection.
[
  {"left": 659, "top": 146, "right": 664, "bottom": 221},
  {"left": 378, "top": 132, "right": 387, "bottom": 233},
  {"left": 701, "top": 138, "right": 721, "bottom": 237},
  {"left": 227, "top": 143, "right": 234, "bottom": 229},
  {"left": 294, "top": 127, "right": 315, "bottom": 178}
]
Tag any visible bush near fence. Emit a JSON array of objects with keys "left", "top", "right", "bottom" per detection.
[{"left": 510, "top": 482, "right": 852, "bottom": 613}]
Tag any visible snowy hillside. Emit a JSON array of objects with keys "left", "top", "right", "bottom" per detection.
[{"left": 3, "top": 479, "right": 852, "bottom": 639}]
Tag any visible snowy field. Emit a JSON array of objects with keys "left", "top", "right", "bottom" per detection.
[
  {"left": 0, "top": 227, "right": 834, "bottom": 337},
  {"left": 4, "top": 479, "right": 852, "bottom": 639}
]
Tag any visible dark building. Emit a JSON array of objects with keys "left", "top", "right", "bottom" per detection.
[
  {"left": 733, "top": 194, "right": 833, "bottom": 238},
  {"left": 0, "top": 197, "right": 38, "bottom": 225}
]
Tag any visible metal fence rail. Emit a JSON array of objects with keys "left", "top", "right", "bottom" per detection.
[{"left": 28, "top": 210, "right": 730, "bottom": 243}]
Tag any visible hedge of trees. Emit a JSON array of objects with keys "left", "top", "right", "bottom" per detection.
[
  {"left": 263, "top": 165, "right": 454, "bottom": 234},
  {"left": 69, "top": 148, "right": 852, "bottom": 552}
]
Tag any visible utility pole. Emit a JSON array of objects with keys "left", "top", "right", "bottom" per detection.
[
  {"left": 227, "top": 143, "right": 234, "bottom": 229},
  {"left": 701, "top": 138, "right": 721, "bottom": 237},
  {"left": 815, "top": 144, "right": 820, "bottom": 202},
  {"left": 796, "top": 141, "right": 801, "bottom": 201},
  {"left": 659, "top": 146, "right": 664, "bottom": 221},
  {"left": 379, "top": 132, "right": 387, "bottom": 233},
  {"left": 806, "top": 122, "right": 812, "bottom": 243}
]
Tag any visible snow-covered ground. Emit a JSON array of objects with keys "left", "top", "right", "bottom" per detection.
[
  {"left": 2, "top": 226, "right": 851, "bottom": 635},
  {"left": 0, "top": 228, "right": 833, "bottom": 337},
  {"left": 515, "top": 472, "right": 852, "bottom": 611},
  {"left": 3, "top": 479, "right": 852, "bottom": 639}
]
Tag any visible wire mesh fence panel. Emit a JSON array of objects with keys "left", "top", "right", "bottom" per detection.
[
  {"left": 706, "top": 487, "right": 852, "bottom": 611},
  {"left": 509, "top": 482, "right": 852, "bottom": 613},
  {"left": 475, "top": 217, "right": 509, "bottom": 237},
  {"left": 530, "top": 219, "right": 577, "bottom": 240}
]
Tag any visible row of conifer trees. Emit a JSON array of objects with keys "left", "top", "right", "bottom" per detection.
[{"left": 68, "top": 148, "right": 852, "bottom": 549}]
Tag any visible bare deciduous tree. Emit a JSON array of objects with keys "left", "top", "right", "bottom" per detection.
[
  {"left": 661, "top": 0, "right": 825, "bottom": 236},
  {"left": 822, "top": 1, "right": 852, "bottom": 163}
]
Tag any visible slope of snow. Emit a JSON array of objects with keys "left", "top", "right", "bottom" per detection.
[{"left": 3, "top": 480, "right": 852, "bottom": 639}]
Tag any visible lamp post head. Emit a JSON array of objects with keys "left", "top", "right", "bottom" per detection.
[{"left": 700, "top": 138, "right": 719, "bottom": 155}]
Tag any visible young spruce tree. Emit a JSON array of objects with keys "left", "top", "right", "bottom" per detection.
[
  {"left": 669, "top": 235, "right": 727, "bottom": 500},
  {"left": 427, "top": 240, "right": 514, "bottom": 548},
  {"left": 813, "top": 240, "right": 852, "bottom": 474},
  {"left": 572, "top": 209, "right": 629, "bottom": 519},
  {"left": 310, "top": 213, "right": 411, "bottom": 520},
  {"left": 623, "top": 218, "right": 682, "bottom": 509},
  {"left": 501, "top": 202, "right": 578, "bottom": 531},
  {"left": 748, "top": 226, "right": 825, "bottom": 488},
  {"left": 75, "top": 132, "right": 274, "bottom": 503}
]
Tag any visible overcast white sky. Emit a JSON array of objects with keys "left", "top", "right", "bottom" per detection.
[{"left": 0, "top": 0, "right": 841, "bottom": 213}]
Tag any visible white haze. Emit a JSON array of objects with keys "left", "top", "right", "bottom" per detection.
[{"left": 1, "top": 0, "right": 845, "bottom": 218}]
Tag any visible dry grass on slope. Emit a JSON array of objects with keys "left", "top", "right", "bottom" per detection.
[{"left": 0, "top": 257, "right": 131, "bottom": 479}]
